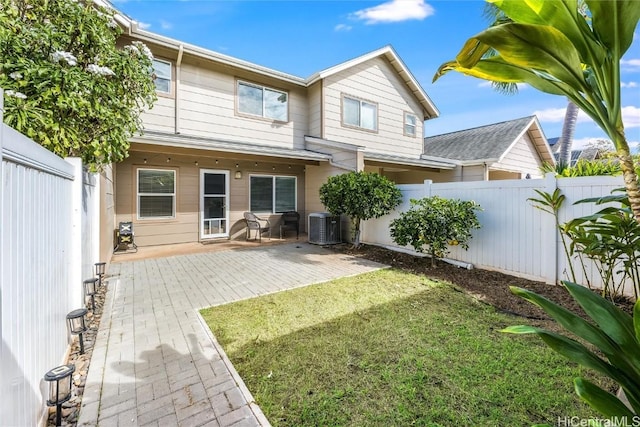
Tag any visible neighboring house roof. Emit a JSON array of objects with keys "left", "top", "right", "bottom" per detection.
[
  {"left": 423, "top": 116, "right": 555, "bottom": 165},
  {"left": 98, "top": 1, "right": 437, "bottom": 120},
  {"left": 548, "top": 137, "right": 600, "bottom": 165}
]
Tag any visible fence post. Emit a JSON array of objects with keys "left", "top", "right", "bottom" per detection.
[
  {"left": 66, "top": 158, "right": 84, "bottom": 309},
  {"left": 542, "top": 172, "right": 559, "bottom": 284},
  {"left": 423, "top": 179, "right": 433, "bottom": 198}
]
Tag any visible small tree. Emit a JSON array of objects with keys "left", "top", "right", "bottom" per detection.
[
  {"left": 0, "top": 0, "right": 157, "bottom": 170},
  {"left": 319, "top": 171, "right": 402, "bottom": 248},
  {"left": 390, "top": 196, "right": 481, "bottom": 267}
]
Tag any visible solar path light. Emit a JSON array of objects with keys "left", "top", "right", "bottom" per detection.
[
  {"left": 66, "top": 308, "right": 88, "bottom": 354},
  {"left": 44, "top": 364, "right": 75, "bottom": 426}
]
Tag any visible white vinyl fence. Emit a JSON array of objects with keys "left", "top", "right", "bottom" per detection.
[
  {"left": 362, "top": 173, "right": 631, "bottom": 294},
  {"left": 1, "top": 112, "right": 100, "bottom": 424}
]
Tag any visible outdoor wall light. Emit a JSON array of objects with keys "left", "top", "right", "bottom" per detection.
[
  {"left": 215, "top": 159, "right": 219, "bottom": 164},
  {"left": 83, "top": 278, "right": 98, "bottom": 311},
  {"left": 94, "top": 262, "right": 106, "bottom": 286},
  {"left": 235, "top": 163, "right": 239, "bottom": 168},
  {"left": 235, "top": 171, "right": 242, "bottom": 179},
  {"left": 272, "top": 166, "right": 276, "bottom": 171},
  {"left": 66, "top": 308, "right": 88, "bottom": 355},
  {"left": 44, "top": 364, "right": 75, "bottom": 427},
  {"left": 143, "top": 158, "right": 147, "bottom": 164},
  {"left": 195, "top": 160, "right": 199, "bottom": 166},
  {"left": 166, "top": 157, "right": 171, "bottom": 163}
]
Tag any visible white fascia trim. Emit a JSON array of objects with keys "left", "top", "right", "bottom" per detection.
[
  {"left": 307, "top": 46, "right": 439, "bottom": 119},
  {"left": 131, "top": 134, "right": 331, "bottom": 162},
  {"left": 304, "top": 135, "right": 365, "bottom": 152},
  {"left": 131, "top": 29, "right": 306, "bottom": 87},
  {"left": 365, "top": 154, "right": 456, "bottom": 170},
  {"left": 457, "top": 158, "right": 500, "bottom": 166},
  {"left": 420, "top": 154, "right": 461, "bottom": 166}
]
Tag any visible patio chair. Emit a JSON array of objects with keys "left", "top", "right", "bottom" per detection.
[
  {"left": 243, "top": 212, "right": 271, "bottom": 242},
  {"left": 114, "top": 221, "right": 137, "bottom": 253},
  {"left": 279, "top": 211, "right": 300, "bottom": 239}
]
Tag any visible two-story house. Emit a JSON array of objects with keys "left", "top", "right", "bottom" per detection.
[
  {"left": 109, "top": 11, "right": 462, "bottom": 247},
  {"left": 105, "top": 3, "right": 555, "bottom": 248}
]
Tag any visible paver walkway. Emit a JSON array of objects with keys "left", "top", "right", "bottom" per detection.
[{"left": 78, "top": 242, "right": 385, "bottom": 426}]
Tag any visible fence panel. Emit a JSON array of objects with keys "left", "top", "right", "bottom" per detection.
[
  {"left": 0, "top": 121, "right": 98, "bottom": 426},
  {"left": 361, "top": 174, "right": 628, "bottom": 293}
]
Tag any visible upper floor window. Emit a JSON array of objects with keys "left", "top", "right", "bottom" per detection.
[
  {"left": 137, "top": 168, "right": 176, "bottom": 219},
  {"left": 404, "top": 112, "right": 418, "bottom": 137},
  {"left": 152, "top": 59, "right": 171, "bottom": 94},
  {"left": 237, "top": 81, "right": 288, "bottom": 122},
  {"left": 342, "top": 95, "right": 377, "bottom": 131},
  {"left": 250, "top": 175, "right": 296, "bottom": 213}
]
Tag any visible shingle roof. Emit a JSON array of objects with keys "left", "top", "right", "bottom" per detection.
[{"left": 423, "top": 116, "right": 537, "bottom": 162}]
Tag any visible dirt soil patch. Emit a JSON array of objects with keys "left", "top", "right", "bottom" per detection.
[{"left": 329, "top": 243, "right": 635, "bottom": 322}]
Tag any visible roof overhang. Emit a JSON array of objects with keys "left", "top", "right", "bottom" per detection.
[
  {"left": 98, "top": 4, "right": 439, "bottom": 118},
  {"left": 131, "top": 131, "right": 332, "bottom": 162},
  {"left": 365, "top": 152, "right": 456, "bottom": 170}
]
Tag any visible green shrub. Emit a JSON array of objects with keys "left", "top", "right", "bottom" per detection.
[
  {"left": 319, "top": 171, "right": 402, "bottom": 248},
  {"left": 390, "top": 196, "right": 481, "bottom": 267}
]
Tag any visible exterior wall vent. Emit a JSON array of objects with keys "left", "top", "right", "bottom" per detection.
[{"left": 308, "top": 212, "right": 341, "bottom": 245}]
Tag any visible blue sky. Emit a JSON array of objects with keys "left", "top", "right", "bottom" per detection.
[{"left": 113, "top": 0, "right": 640, "bottom": 152}]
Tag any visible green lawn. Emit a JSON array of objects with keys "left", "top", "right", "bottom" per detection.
[{"left": 200, "top": 269, "right": 609, "bottom": 426}]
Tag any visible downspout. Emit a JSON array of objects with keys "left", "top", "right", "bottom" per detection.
[
  {"left": 175, "top": 44, "right": 184, "bottom": 134},
  {"left": 484, "top": 162, "right": 489, "bottom": 181}
]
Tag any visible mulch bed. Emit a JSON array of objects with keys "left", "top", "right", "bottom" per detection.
[{"left": 328, "top": 243, "right": 635, "bottom": 322}]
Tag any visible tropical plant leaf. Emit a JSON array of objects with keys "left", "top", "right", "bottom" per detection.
[
  {"left": 563, "top": 281, "right": 638, "bottom": 351},
  {"left": 475, "top": 23, "right": 585, "bottom": 91},
  {"left": 586, "top": 0, "right": 640, "bottom": 56},
  {"left": 574, "top": 377, "right": 636, "bottom": 417},
  {"left": 508, "top": 286, "right": 619, "bottom": 354},
  {"left": 489, "top": 0, "right": 604, "bottom": 63}
]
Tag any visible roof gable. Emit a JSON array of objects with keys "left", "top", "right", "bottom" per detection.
[
  {"left": 99, "top": 2, "right": 437, "bottom": 120},
  {"left": 307, "top": 46, "right": 438, "bottom": 120},
  {"left": 423, "top": 116, "right": 554, "bottom": 164}
]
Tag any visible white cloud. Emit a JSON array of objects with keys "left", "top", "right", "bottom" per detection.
[
  {"left": 137, "top": 21, "right": 151, "bottom": 30},
  {"left": 622, "top": 105, "right": 640, "bottom": 128},
  {"left": 536, "top": 105, "right": 639, "bottom": 130},
  {"left": 334, "top": 24, "right": 352, "bottom": 32},
  {"left": 533, "top": 106, "right": 592, "bottom": 123},
  {"left": 622, "top": 81, "right": 639, "bottom": 88},
  {"left": 160, "top": 20, "right": 173, "bottom": 30},
  {"left": 350, "top": 0, "right": 434, "bottom": 24},
  {"left": 621, "top": 58, "right": 640, "bottom": 72}
]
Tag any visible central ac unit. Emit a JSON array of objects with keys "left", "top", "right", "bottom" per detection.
[{"left": 308, "top": 212, "right": 341, "bottom": 245}]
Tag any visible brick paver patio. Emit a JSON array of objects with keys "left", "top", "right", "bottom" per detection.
[{"left": 77, "top": 242, "right": 385, "bottom": 426}]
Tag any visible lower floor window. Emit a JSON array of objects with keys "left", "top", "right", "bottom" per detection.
[
  {"left": 137, "top": 169, "right": 176, "bottom": 219},
  {"left": 250, "top": 175, "right": 296, "bottom": 213}
]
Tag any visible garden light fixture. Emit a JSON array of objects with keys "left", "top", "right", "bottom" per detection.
[
  {"left": 66, "top": 308, "right": 88, "bottom": 354},
  {"left": 83, "top": 278, "right": 98, "bottom": 311},
  {"left": 44, "top": 364, "right": 75, "bottom": 426},
  {"left": 94, "top": 262, "right": 106, "bottom": 286}
]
